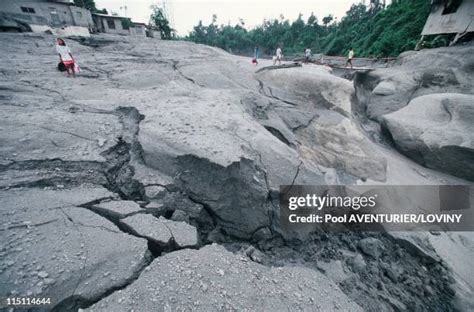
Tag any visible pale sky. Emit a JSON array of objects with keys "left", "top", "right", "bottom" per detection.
[{"left": 94, "top": 0, "right": 363, "bottom": 36}]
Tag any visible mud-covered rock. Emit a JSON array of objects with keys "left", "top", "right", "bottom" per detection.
[
  {"left": 121, "top": 215, "right": 198, "bottom": 248},
  {"left": 144, "top": 185, "right": 168, "bottom": 199},
  {"left": 160, "top": 217, "right": 199, "bottom": 248},
  {"left": 382, "top": 93, "right": 474, "bottom": 181},
  {"left": 296, "top": 111, "right": 387, "bottom": 181},
  {"left": 349, "top": 254, "right": 367, "bottom": 273},
  {"left": 388, "top": 231, "right": 474, "bottom": 310},
  {"left": 358, "top": 237, "right": 385, "bottom": 259},
  {"left": 354, "top": 69, "right": 419, "bottom": 121},
  {"left": 354, "top": 43, "right": 474, "bottom": 122},
  {"left": 256, "top": 65, "right": 354, "bottom": 115},
  {"left": 0, "top": 186, "right": 150, "bottom": 310},
  {"left": 177, "top": 156, "right": 271, "bottom": 239},
  {"left": 152, "top": 190, "right": 205, "bottom": 219},
  {"left": 121, "top": 214, "right": 173, "bottom": 246},
  {"left": 171, "top": 209, "right": 190, "bottom": 222},
  {"left": 90, "top": 200, "right": 144, "bottom": 220},
  {"left": 86, "top": 244, "right": 363, "bottom": 312}
]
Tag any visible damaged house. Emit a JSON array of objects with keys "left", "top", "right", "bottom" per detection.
[
  {"left": 131, "top": 22, "right": 147, "bottom": 37},
  {"left": 92, "top": 13, "right": 151, "bottom": 38},
  {"left": 421, "top": 0, "right": 474, "bottom": 44},
  {"left": 0, "top": 1, "right": 155, "bottom": 39},
  {"left": 0, "top": 0, "right": 93, "bottom": 36},
  {"left": 92, "top": 13, "right": 132, "bottom": 36}
]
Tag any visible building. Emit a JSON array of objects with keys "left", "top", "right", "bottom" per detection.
[
  {"left": 0, "top": 0, "right": 157, "bottom": 39},
  {"left": 92, "top": 13, "right": 133, "bottom": 36},
  {"left": 146, "top": 26, "right": 162, "bottom": 39},
  {"left": 421, "top": 0, "right": 474, "bottom": 44},
  {"left": 130, "top": 22, "right": 147, "bottom": 37},
  {"left": 92, "top": 14, "right": 151, "bottom": 37},
  {"left": 0, "top": 0, "right": 93, "bottom": 36}
]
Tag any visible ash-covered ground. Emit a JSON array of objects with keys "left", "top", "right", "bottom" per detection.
[{"left": 0, "top": 33, "right": 473, "bottom": 311}]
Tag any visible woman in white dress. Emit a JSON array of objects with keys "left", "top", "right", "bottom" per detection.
[{"left": 56, "top": 38, "right": 75, "bottom": 77}]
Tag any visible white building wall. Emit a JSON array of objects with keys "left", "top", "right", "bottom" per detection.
[
  {"left": 130, "top": 25, "right": 147, "bottom": 37},
  {"left": 0, "top": 0, "right": 93, "bottom": 28},
  {"left": 94, "top": 15, "right": 131, "bottom": 35},
  {"left": 422, "top": 0, "right": 474, "bottom": 35}
]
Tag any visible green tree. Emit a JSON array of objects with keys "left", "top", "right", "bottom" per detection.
[
  {"left": 150, "top": 5, "right": 174, "bottom": 40},
  {"left": 185, "top": 0, "right": 432, "bottom": 58},
  {"left": 322, "top": 15, "right": 333, "bottom": 26},
  {"left": 95, "top": 8, "right": 108, "bottom": 14},
  {"left": 307, "top": 13, "right": 317, "bottom": 26},
  {"left": 73, "top": 0, "right": 97, "bottom": 12}
]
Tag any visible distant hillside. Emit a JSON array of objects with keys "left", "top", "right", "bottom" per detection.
[{"left": 186, "top": 0, "right": 432, "bottom": 57}]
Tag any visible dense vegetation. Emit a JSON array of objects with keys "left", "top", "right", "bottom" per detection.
[
  {"left": 73, "top": 0, "right": 107, "bottom": 14},
  {"left": 186, "top": 0, "right": 432, "bottom": 57}
]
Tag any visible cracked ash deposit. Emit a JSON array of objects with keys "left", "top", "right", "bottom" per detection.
[{"left": 0, "top": 33, "right": 473, "bottom": 311}]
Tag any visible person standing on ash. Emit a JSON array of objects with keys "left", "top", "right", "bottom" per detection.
[
  {"left": 252, "top": 46, "right": 259, "bottom": 65},
  {"left": 304, "top": 47, "right": 311, "bottom": 63},
  {"left": 273, "top": 46, "right": 283, "bottom": 66},
  {"left": 345, "top": 47, "right": 354, "bottom": 69},
  {"left": 55, "top": 38, "right": 76, "bottom": 78}
]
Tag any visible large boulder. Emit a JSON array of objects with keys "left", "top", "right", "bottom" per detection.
[
  {"left": 382, "top": 93, "right": 474, "bottom": 181},
  {"left": 177, "top": 156, "right": 271, "bottom": 238},
  {"left": 353, "top": 69, "right": 419, "bottom": 121},
  {"left": 256, "top": 65, "right": 387, "bottom": 182},
  {"left": 354, "top": 43, "right": 474, "bottom": 122},
  {"left": 135, "top": 84, "right": 325, "bottom": 239},
  {"left": 296, "top": 111, "right": 387, "bottom": 181},
  {"left": 256, "top": 65, "right": 354, "bottom": 115}
]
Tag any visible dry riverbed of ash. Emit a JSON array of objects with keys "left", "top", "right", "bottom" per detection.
[{"left": 0, "top": 33, "right": 473, "bottom": 311}]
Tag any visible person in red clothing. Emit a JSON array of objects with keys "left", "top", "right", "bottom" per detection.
[{"left": 55, "top": 38, "right": 75, "bottom": 77}]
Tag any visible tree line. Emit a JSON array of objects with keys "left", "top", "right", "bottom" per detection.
[{"left": 186, "top": 0, "right": 436, "bottom": 58}]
